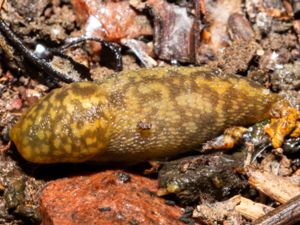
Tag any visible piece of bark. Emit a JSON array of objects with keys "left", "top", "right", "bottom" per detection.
[
  {"left": 147, "top": 0, "right": 198, "bottom": 63},
  {"left": 247, "top": 168, "right": 300, "bottom": 204},
  {"left": 192, "top": 195, "right": 243, "bottom": 224},
  {"left": 235, "top": 196, "right": 274, "bottom": 220}
]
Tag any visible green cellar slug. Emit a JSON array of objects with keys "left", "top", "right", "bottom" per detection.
[{"left": 9, "top": 67, "right": 280, "bottom": 164}]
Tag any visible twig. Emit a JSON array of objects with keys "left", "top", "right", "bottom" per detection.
[
  {"left": 252, "top": 194, "right": 300, "bottom": 225},
  {"left": 0, "top": 18, "right": 91, "bottom": 83}
]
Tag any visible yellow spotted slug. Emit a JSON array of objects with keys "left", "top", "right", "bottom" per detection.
[{"left": 9, "top": 67, "right": 281, "bottom": 164}]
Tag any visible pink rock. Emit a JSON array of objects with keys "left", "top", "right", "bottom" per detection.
[
  {"left": 71, "top": 0, "right": 152, "bottom": 41},
  {"left": 6, "top": 98, "right": 23, "bottom": 111}
]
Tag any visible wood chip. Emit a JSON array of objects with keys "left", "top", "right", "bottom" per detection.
[
  {"left": 247, "top": 168, "right": 300, "bottom": 204},
  {"left": 235, "top": 196, "right": 273, "bottom": 220}
]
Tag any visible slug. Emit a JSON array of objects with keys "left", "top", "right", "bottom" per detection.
[{"left": 9, "top": 67, "right": 281, "bottom": 164}]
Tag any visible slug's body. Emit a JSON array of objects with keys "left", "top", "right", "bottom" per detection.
[{"left": 10, "top": 67, "right": 280, "bottom": 164}]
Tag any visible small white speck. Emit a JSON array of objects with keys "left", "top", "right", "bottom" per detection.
[
  {"left": 275, "top": 64, "right": 284, "bottom": 69},
  {"left": 34, "top": 44, "right": 46, "bottom": 55},
  {"left": 170, "top": 59, "right": 178, "bottom": 65},
  {"left": 256, "top": 49, "right": 264, "bottom": 56},
  {"left": 51, "top": 27, "right": 60, "bottom": 35},
  {"left": 262, "top": 89, "right": 271, "bottom": 95},
  {"left": 271, "top": 51, "right": 279, "bottom": 60},
  {"left": 85, "top": 16, "right": 102, "bottom": 37}
]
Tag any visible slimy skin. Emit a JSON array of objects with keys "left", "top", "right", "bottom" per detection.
[{"left": 9, "top": 67, "right": 280, "bottom": 164}]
